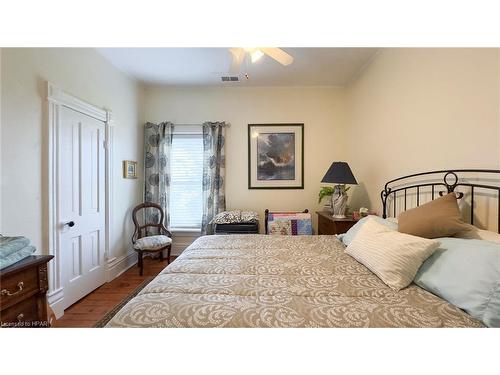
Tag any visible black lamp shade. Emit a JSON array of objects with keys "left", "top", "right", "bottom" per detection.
[{"left": 321, "top": 162, "right": 358, "bottom": 184}]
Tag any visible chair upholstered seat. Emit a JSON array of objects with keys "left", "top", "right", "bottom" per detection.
[{"left": 133, "top": 235, "right": 172, "bottom": 250}]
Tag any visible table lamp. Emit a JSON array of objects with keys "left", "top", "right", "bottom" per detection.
[{"left": 321, "top": 161, "right": 358, "bottom": 218}]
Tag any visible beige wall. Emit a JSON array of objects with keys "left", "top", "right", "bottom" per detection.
[
  {"left": 345, "top": 48, "right": 500, "bottom": 229},
  {"left": 2, "top": 47, "right": 499, "bottom": 262},
  {"left": 0, "top": 48, "right": 143, "bottom": 259},
  {"left": 143, "top": 86, "right": 346, "bottom": 234}
]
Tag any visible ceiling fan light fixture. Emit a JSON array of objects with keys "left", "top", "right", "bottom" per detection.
[
  {"left": 228, "top": 47, "right": 293, "bottom": 74},
  {"left": 250, "top": 49, "right": 264, "bottom": 63}
]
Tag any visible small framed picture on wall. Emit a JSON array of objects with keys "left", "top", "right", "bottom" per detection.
[
  {"left": 123, "top": 160, "right": 137, "bottom": 179},
  {"left": 248, "top": 123, "right": 304, "bottom": 189}
]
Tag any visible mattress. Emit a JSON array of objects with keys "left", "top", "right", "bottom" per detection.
[{"left": 106, "top": 234, "right": 483, "bottom": 328}]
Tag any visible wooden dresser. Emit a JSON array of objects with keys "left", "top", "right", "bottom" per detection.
[
  {"left": 0, "top": 255, "right": 53, "bottom": 328},
  {"left": 316, "top": 211, "right": 358, "bottom": 235}
]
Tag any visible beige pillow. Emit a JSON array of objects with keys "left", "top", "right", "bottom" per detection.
[
  {"left": 398, "top": 193, "right": 469, "bottom": 239},
  {"left": 345, "top": 218, "right": 440, "bottom": 291}
]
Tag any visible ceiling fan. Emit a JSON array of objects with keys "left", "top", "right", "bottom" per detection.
[{"left": 228, "top": 48, "right": 294, "bottom": 74}]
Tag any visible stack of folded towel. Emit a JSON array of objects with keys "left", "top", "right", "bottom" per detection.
[{"left": 0, "top": 236, "right": 36, "bottom": 270}]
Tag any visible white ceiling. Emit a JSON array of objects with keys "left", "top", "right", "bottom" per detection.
[{"left": 96, "top": 48, "right": 378, "bottom": 87}]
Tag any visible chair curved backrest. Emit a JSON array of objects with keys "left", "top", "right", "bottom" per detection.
[{"left": 131, "top": 202, "right": 172, "bottom": 243}]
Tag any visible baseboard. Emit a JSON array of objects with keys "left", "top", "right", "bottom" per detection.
[
  {"left": 106, "top": 251, "right": 137, "bottom": 282},
  {"left": 47, "top": 287, "right": 65, "bottom": 319},
  {"left": 50, "top": 246, "right": 181, "bottom": 319},
  {"left": 48, "top": 252, "right": 137, "bottom": 319}
]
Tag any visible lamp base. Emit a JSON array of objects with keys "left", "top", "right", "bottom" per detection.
[
  {"left": 331, "top": 214, "right": 347, "bottom": 219},
  {"left": 331, "top": 188, "right": 348, "bottom": 219}
]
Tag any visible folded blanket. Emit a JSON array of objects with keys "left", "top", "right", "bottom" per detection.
[
  {"left": 0, "top": 245, "right": 36, "bottom": 270},
  {"left": 0, "top": 236, "right": 30, "bottom": 259},
  {"left": 267, "top": 213, "right": 313, "bottom": 235}
]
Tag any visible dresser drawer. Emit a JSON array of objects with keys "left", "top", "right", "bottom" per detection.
[
  {"left": 1, "top": 296, "right": 40, "bottom": 327},
  {"left": 0, "top": 266, "right": 39, "bottom": 309}
]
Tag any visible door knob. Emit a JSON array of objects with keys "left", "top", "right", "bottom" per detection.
[{"left": 65, "top": 221, "right": 75, "bottom": 228}]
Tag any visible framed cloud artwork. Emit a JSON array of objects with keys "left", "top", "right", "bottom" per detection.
[{"left": 248, "top": 123, "right": 304, "bottom": 189}]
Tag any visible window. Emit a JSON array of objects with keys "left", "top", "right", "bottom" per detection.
[{"left": 169, "top": 132, "right": 203, "bottom": 230}]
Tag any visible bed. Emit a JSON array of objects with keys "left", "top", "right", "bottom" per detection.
[
  {"left": 106, "top": 169, "right": 499, "bottom": 328},
  {"left": 106, "top": 234, "right": 482, "bottom": 327}
]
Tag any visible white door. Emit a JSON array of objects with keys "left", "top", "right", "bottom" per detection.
[{"left": 59, "top": 106, "right": 106, "bottom": 310}]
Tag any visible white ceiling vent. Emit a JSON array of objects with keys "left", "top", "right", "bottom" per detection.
[{"left": 221, "top": 75, "right": 239, "bottom": 82}]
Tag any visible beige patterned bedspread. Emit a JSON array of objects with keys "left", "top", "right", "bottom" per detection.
[{"left": 106, "top": 235, "right": 483, "bottom": 328}]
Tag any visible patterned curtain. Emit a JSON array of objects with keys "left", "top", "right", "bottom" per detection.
[
  {"left": 144, "top": 122, "right": 173, "bottom": 229},
  {"left": 201, "top": 122, "right": 227, "bottom": 234}
]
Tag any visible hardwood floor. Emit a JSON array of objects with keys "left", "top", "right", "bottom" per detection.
[{"left": 53, "top": 256, "right": 173, "bottom": 327}]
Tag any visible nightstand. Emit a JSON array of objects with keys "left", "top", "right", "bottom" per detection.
[{"left": 316, "top": 211, "right": 358, "bottom": 235}]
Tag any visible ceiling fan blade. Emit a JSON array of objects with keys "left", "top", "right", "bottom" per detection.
[
  {"left": 260, "top": 48, "right": 294, "bottom": 66},
  {"left": 229, "top": 48, "right": 245, "bottom": 73}
]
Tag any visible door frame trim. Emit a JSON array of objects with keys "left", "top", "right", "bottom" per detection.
[{"left": 46, "top": 82, "right": 114, "bottom": 318}]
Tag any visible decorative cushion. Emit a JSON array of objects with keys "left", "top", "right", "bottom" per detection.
[
  {"left": 345, "top": 218, "right": 440, "bottom": 291},
  {"left": 398, "top": 193, "right": 469, "bottom": 239},
  {"left": 240, "top": 211, "right": 259, "bottom": 223},
  {"left": 415, "top": 237, "right": 500, "bottom": 327},
  {"left": 210, "top": 210, "right": 242, "bottom": 224},
  {"left": 134, "top": 235, "right": 172, "bottom": 250},
  {"left": 211, "top": 210, "right": 259, "bottom": 224}
]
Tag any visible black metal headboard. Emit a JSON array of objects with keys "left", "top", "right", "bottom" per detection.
[{"left": 381, "top": 169, "right": 500, "bottom": 232}]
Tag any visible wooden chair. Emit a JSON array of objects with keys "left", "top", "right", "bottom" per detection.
[{"left": 132, "top": 202, "right": 172, "bottom": 276}]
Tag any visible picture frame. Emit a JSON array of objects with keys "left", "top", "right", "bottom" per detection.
[
  {"left": 248, "top": 123, "right": 304, "bottom": 189},
  {"left": 123, "top": 160, "right": 137, "bottom": 179}
]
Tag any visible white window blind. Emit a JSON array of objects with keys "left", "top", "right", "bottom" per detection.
[{"left": 170, "top": 133, "right": 203, "bottom": 230}]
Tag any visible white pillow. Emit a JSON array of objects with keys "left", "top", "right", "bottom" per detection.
[
  {"left": 455, "top": 227, "right": 500, "bottom": 244},
  {"left": 340, "top": 215, "right": 398, "bottom": 246},
  {"left": 345, "top": 218, "right": 440, "bottom": 291},
  {"left": 385, "top": 217, "right": 399, "bottom": 224}
]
